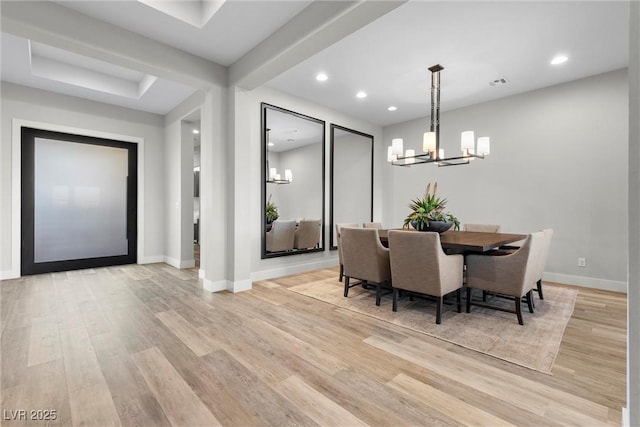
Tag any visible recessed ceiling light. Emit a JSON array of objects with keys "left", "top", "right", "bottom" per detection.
[
  {"left": 268, "top": 142, "right": 274, "bottom": 147},
  {"left": 388, "top": 106, "right": 397, "bottom": 111},
  {"left": 551, "top": 55, "right": 568, "bottom": 65},
  {"left": 356, "top": 91, "right": 367, "bottom": 99},
  {"left": 193, "top": 129, "right": 200, "bottom": 134},
  {"left": 316, "top": 72, "right": 328, "bottom": 82}
]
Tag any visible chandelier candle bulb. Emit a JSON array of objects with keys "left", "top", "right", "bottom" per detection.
[
  {"left": 387, "top": 146, "right": 394, "bottom": 162},
  {"left": 461, "top": 131, "right": 475, "bottom": 151},
  {"left": 423, "top": 131, "right": 436, "bottom": 153},
  {"left": 477, "top": 137, "right": 491, "bottom": 155},
  {"left": 269, "top": 167, "right": 277, "bottom": 180},
  {"left": 285, "top": 169, "right": 293, "bottom": 182},
  {"left": 392, "top": 138, "right": 404, "bottom": 157}
]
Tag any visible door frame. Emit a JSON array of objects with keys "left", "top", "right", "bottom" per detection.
[{"left": 10, "top": 119, "right": 146, "bottom": 278}]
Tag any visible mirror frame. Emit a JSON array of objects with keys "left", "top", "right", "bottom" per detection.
[
  {"left": 329, "top": 124, "right": 374, "bottom": 250},
  {"left": 261, "top": 103, "right": 326, "bottom": 259}
]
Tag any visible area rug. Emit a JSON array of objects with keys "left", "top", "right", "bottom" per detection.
[{"left": 288, "top": 278, "right": 577, "bottom": 374}]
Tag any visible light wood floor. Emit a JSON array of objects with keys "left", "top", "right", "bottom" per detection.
[{"left": 0, "top": 264, "right": 626, "bottom": 426}]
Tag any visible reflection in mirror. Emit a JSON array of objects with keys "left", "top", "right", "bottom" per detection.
[
  {"left": 330, "top": 124, "right": 373, "bottom": 249},
  {"left": 261, "top": 103, "right": 325, "bottom": 258}
]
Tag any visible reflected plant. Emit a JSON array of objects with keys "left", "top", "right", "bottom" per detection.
[{"left": 266, "top": 194, "right": 279, "bottom": 224}]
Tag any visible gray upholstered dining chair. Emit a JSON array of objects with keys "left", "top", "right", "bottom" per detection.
[
  {"left": 294, "top": 219, "right": 321, "bottom": 249},
  {"left": 388, "top": 230, "right": 464, "bottom": 324},
  {"left": 362, "top": 222, "right": 382, "bottom": 229},
  {"left": 335, "top": 223, "right": 362, "bottom": 282},
  {"left": 463, "top": 223, "right": 501, "bottom": 232},
  {"left": 341, "top": 227, "right": 391, "bottom": 306},
  {"left": 465, "top": 231, "right": 544, "bottom": 325},
  {"left": 266, "top": 220, "right": 296, "bottom": 252},
  {"left": 533, "top": 228, "right": 554, "bottom": 300}
]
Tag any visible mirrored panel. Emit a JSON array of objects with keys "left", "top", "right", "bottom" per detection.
[
  {"left": 261, "top": 103, "right": 325, "bottom": 258},
  {"left": 330, "top": 124, "right": 373, "bottom": 249}
]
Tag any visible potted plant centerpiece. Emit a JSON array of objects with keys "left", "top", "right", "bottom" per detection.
[
  {"left": 403, "top": 182, "right": 460, "bottom": 232},
  {"left": 266, "top": 194, "right": 279, "bottom": 224}
]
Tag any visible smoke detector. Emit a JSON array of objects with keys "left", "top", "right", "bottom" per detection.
[{"left": 489, "top": 77, "right": 509, "bottom": 86}]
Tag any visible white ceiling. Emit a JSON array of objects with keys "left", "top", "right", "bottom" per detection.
[
  {"left": 0, "top": 1, "right": 630, "bottom": 125},
  {"left": 267, "top": 1, "right": 630, "bottom": 126},
  {"left": 53, "top": 0, "right": 312, "bottom": 66}
]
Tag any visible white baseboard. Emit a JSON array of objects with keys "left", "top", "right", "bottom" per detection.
[
  {"left": 198, "top": 269, "right": 205, "bottom": 279},
  {"left": 543, "top": 272, "right": 627, "bottom": 293},
  {"left": 622, "top": 407, "right": 629, "bottom": 426},
  {"left": 0, "top": 270, "right": 19, "bottom": 281},
  {"left": 202, "top": 278, "right": 252, "bottom": 293},
  {"left": 164, "top": 256, "right": 195, "bottom": 269},
  {"left": 139, "top": 255, "right": 164, "bottom": 264},
  {"left": 251, "top": 258, "right": 338, "bottom": 282},
  {"left": 203, "top": 279, "right": 228, "bottom": 293}
]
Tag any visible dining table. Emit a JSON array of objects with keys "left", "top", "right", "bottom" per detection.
[{"left": 377, "top": 229, "right": 527, "bottom": 253}]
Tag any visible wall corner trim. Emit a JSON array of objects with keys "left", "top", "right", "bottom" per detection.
[
  {"left": 230, "top": 279, "right": 252, "bottom": 293},
  {"left": 203, "top": 279, "right": 227, "bottom": 293},
  {"left": 0, "top": 271, "right": 19, "bottom": 281}
]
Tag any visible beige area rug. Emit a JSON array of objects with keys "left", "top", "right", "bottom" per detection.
[{"left": 288, "top": 278, "right": 577, "bottom": 374}]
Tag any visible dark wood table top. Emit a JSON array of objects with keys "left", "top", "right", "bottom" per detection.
[{"left": 378, "top": 229, "right": 527, "bottom": 253}]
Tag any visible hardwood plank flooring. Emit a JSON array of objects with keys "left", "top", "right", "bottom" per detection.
[{"left": 0, "top": 264, "right": 626, "bottom": 426}]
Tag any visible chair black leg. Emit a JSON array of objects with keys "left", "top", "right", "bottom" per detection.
[
  {"left": 466, "top": 287, "right": 472, "bottom": 313},
  {"left": 343, "top": 276, "right": 350, "bottom": 297},
  {"left": 375, "top": 283, "right": 382, "bottom": 306},
  {"left": 526, "top": 290, "right": 534, "bottom": 313},
  {"left": 537, "top": 279, "right": 544, "bottom": 300},
  {"left": 436, "top": 296, "right": 443, "bottom": 324},
  {"left": 515, "top": 296, "right": 523, "bottom": 325},
  {"left": 456, "top": 288, "right": 462, "bottom": 313},
  {"left": 339, "top": 264, "right": 343, "bottom": 282},
  {"left": 392, "top": 288, "right": 398, "bottom": 312}
]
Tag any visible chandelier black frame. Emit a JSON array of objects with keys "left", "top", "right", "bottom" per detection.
[{"left": 389, "top": 64, "right": 490, "bottom": 167}]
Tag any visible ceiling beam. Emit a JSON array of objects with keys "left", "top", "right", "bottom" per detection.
[
  {"left": 1, "top": 1, "right": 226, "bottom": 89},
  {"left": 229, "top": 0, "right": 406, "bottom": 90}
]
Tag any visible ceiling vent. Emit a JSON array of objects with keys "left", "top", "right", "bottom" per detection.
[{"left": 489, "top": 78, "right": 509, "bottom": 86}]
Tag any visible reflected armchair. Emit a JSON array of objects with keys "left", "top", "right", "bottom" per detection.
[
  {"left": 294, "top": 219, "right": 321, "bottom": 250},
  {"left": 388, "top": 230, "right": 464, "bottom": 324},
  {"left": 266, "top": 220, "right": 296, "bottom": 252}
]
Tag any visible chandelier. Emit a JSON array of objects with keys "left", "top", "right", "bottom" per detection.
[
  {"left": 265, "top": 128, "right": 293, "bottom": 184},
  {"left": 387, "top": 64, "right": 490, "bottom": 167}
]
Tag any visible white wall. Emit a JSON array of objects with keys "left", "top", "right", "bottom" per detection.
[
  {"left": 0, "top": 82, "right": 166, "bottom": 278},
  {"left": 383, "top": 69, "right": 628, "bottom": 292},
  {"left": 626, "top": 1, "right": 639, "bottom": 424},
  {"left": 230, "top": 85, "right": 383, "bottom": 285},
  {"left": 162, "top": 92, "right": 203, "bottom": 269}
]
